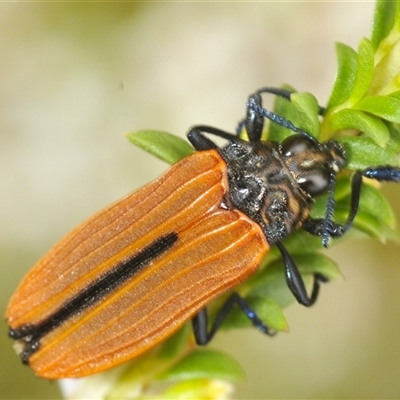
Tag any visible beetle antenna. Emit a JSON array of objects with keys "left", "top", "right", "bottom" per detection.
[
  {"left": 322, "top": 171, "right": 336, "bottom": 248},
  {"left": 255, "top": 87, "right": 327, "bottom": 116},
  {"left": 246, "top": 101, "right": 319, "bottom": 145}
]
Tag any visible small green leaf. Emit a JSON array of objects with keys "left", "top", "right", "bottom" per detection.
[
  {"left": 353, "top": 95, "right": 400, "bottom": 123},
  {"left": 328, "top": 108, "right": 390, "bottom": 147},
  {"left": 387, "top": 122, "right": 400, "bottom": 153},
  {"left": 157, "top": 378, "right": 234, "bottom": 400},
  {"left": 370, "top": 0, "right": 398, "bottom": 50},
  {"left": 290, "top": 92, "right": 321, "bottom": 138},
  {"left": 291, "top": 253, "right": 342, "bottom": 280},
  {"left": 336, "top": 135, "right": 400, "bottom": 170},
  {"left": 280, "top": 230, "right": 324, "bottom": 254},
  {"left": 369, "top": 37, "right": 400, "bottom": 94},
  {"left": 332, "top": 180, "right": 398, "bottom": 241},
  {"left": 349, "top": 38, "right": 375, "bottom": 104},
  {"left": 247, "top": 267, "right": 298, "bottom": 309},
  {"left": 359, "top": 183, "right": 397, "bottom": 229},
  {"left": 327, "top": 43, "right": 358, "bottom": 109},
  {"left": 267, "top": 89, "right": 320, "bottom": 142},
  {"left": 266, "top": 251, "right": 341, "bottom": 281},
  {"left": 268, "top": 86, "right": 298, "bottom": 142},
  {"left": 157, "top": 349, "right": 246, "bottom": 382},
  {"left": 390, "top": 90, "right": 400, "bottom": 100},
  {"left": 334, "top": 172, "right": 354, "bottom": 201},
  {"left": 126, "top": 130, "right": 194, "bottom": 164},
  {"left": 345, "top": 207, "right": 387, "bottom": 239}
]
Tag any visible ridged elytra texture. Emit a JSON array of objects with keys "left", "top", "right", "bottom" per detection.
[{"left": 6, "top": 149, "right": 268, "bottom": 378}]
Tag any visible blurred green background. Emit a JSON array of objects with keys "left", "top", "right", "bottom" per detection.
[{"left": 1, "top": 3, "right": 400, "bottom": 399}]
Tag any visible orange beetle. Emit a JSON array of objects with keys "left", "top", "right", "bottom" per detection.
[{"left": 7, "top": 87, "right": 398, "bottom": 379}]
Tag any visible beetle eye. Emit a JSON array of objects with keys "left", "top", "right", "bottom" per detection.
[
  {"left": 281, "top": 134, "right": 314, "bottom": 156},
  {"left": 299, "top": 169, "right": 330, "bottom": 196}
]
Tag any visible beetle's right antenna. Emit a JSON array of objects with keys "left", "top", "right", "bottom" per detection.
[
  {"left": 322, "top": 171, "right": 336, "bottom": 247},
  {"left": 246, "top": 96, "right": 319, "bottom": 145}
]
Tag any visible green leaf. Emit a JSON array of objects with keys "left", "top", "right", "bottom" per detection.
[
  {"left": 387, "top": 122, "right": 400, "bottom": 153},
  {"left": 267, "top": 88, "right": 320, "bottom": 141},
  {"left": 328, "top": 108, "right": 390, "bottom": 147},
  {"left": 343, "top": 206, "right": 386, "bottom": 239},
  {"left": 349, "top": 38, "right": 375, "bottom": 104},
  {"left": 280, "top": 229, "right": 324, "bottom": 254},
  {"left": 370, "top": 0, "right": 398, "bottom": 50},
  {"left": 268, "top": 86, "right": 298, "bottom": 142},
  {"left": 156, "top": 349, "right": 246, "bottom": 382},
  {"left": 247, "top": 267, "right": 298, "bottom": 309},
  {"left": 291, "top": 253, "right": 341, "bottom": 280},
  {"left": 126, "top": 130, "right": 194, "bottom": 164},
  {"left": 353, "top": 95, "right": 400, "bottom": 123},
  {"left": 157, "top": 378, "right": 234, "bottom": 400},
  {"left": 332, "top": 180, "right": 398, "bottom": 241},
  {"left": 390, "top": 90, "right": 400, "bottom": 100},
  {"left": 327, "top": 43, "right": 358, "bottom": 109},
  {"left": 334, "top": 206, "right": 397, "bottom": 243},
  {"left": 290, "top": 92, "right": 321, "bottom": 138},
  {"left": 360, "top": 183, "right": 397, "bottom": 228},
  {"left": 336, "top": 135, "right": 400, "bottom": 170},
  {"left": 333, "top": 173, "right": 354, "bottom": 201},
  {"left": 369, "top": 37, "right": 400, "bottom": 95}
]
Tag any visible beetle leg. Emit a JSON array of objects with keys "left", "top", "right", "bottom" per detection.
[
  {"left": 276, "top": 242, "right": 327, "bottom": 307},
  {"left": 237, "top": 89, "right": 281, "bottom": 140},
  {"left": 192, "top": 292, "right": 275, "bottom": 345},
  {"left": 245, "top": 93, "right": 265, "bottom": 142},
  {"left": 246, "top": 88, "right": 299, "bottom": 143},
  {"left": 238, "top": 87, "right": 292, "bottom": 140},
  {"left": 361, "top": 165, "right": 400, "bottom": 182},
  {"left": 187, "top": 125, "right": 237, "bottom": 151},
  {"left": 303, "top": 172, "right": 363, "bottom": 240},
  {"left": 303, "top": 170, "right": 367, "bottom": 242},
  {"left": 304, "top": 165, "right": 400, "bottom": 242}
]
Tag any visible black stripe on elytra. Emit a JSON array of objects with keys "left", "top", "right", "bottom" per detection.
[{"left": 9, "top": 232, "right": 178, "bottom": 364}]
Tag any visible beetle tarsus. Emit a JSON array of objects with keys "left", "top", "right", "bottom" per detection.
[{"left": 192, "top": 292, "right": 275, "bottom": 345}]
